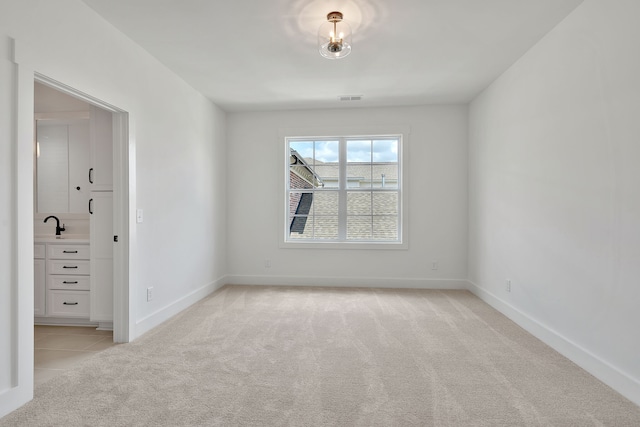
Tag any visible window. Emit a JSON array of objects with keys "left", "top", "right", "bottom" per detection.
[{"left": 285, "top": 136, "right": 402, "bottom": 245}]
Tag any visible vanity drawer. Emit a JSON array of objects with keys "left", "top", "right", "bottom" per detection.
[
  {"left": 47, "top": 275, "right": 90, "bottom": 291},
  {"left": 47, "top": 244, "right": 90, "bottom": 260},
  {"left": 48, "top": 259, "right": 90, "bottom": 275},
  {"left": 34, "top": 244, "right": 46, "bottom": 259},
  {"left": 46, "top": 290, "right": 90, "bottom": 318}
]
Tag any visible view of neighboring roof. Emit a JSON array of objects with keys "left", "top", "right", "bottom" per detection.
[
  {"left": 288, "top": 154, "right": 400, "bottom": 241},
  {"left": 289, "top": 150, "right": 323, "bottom": 187},
  {"left": 302, "top": 159, "right": 398, "bottom": 188}
]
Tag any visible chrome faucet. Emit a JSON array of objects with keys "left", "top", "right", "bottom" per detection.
[{"left": 44, "top": 215, "right": 66, "bottom": 236}]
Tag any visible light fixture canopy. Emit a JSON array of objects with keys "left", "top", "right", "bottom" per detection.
[{"left": 318, "top": 11, "right": 352, "bottom": 59}]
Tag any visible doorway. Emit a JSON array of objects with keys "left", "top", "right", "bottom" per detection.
[{"left": 33, "top": 74, "right": 130, "bottom": 343}]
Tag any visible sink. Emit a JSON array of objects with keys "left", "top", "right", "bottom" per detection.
[{"left": 34, "top": 234, "right": 90, "bottom": 243}]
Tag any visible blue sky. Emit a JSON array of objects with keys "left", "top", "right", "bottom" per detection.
[{"left": 290, "top": 139, "right": 398, "bottom": 163}]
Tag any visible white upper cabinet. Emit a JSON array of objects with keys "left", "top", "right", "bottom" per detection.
[
  {"left": 36, "top": 118, "right": 90, "bottom": 213},
  {"left": 89, "top": 105, "right": 113, "bottom": 191}
]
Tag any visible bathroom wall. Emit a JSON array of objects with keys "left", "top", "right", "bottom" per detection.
[{"left": 34, "top": 82, "right": 92, "bottom": 236}]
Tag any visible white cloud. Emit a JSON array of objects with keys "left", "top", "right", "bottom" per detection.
[{"left": 290, "top": 139, "right": 397, "bottom": 163}]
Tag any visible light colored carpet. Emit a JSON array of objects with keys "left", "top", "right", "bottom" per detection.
[{"left": 2, "top": 285, "right": 640, "bottom": 426}]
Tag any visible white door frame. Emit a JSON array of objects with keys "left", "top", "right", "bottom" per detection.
[
  {"left": 34, "top": 73, "right": 131, "bottom": 343},
  {"left": 1, "top": 38, "right": 35, "bottom": 420}
]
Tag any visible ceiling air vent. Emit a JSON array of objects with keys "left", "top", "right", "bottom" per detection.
[{"left": 338, "top": 95, "right": 363, "bottom": 102}]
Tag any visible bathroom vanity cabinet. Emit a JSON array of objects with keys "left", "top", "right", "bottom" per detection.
[{"left": 34, "top": 239, "right": 91, "bottom": 321}]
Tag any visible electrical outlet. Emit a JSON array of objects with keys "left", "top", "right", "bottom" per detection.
[
  {"left": 147, "top": 287, "right": 153, "bottom": 302},
  {"left": 264, "top": 259, "right": 271, "bottom": 268},
  {"left": 431, "top": 261, "right": 438, "bottom": 270},
  {"left": 506, "top": 280, "right": 511, "bottom": 292}
]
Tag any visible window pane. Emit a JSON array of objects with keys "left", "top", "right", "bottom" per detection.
[
  {"left": 314, "top": 140, "right": 339, "bottom": 163},
  {"left": 373, "top": 139, "right": 398, "bottom": 163},
  {"left": 314, "top": 163, "right": 338, "bottom": 186},
  {"left": 347, "top": 164, "right": 372, "bottom": 188},
  {"left": 347, "top": 216, "right": 372, "bottom": 240},
  {"left": 290, "top": 141, "right": 322, "bottom": 189},
  {"left": 373, "top": 216, "right": 398, "bottom": 240},
  {"left": 289, "top": 141, "right": 314, "bottom": 159},
  {"left": 313, "top": 191, "right": 338, "bottom": 215},
  {"left": 347, "top": 140, "right": 371, "bottom": 162},
  {"left": 373, "top": 192, "right": 398, "bottom": 215},
  {"left": 289, "top": 215, "right": 313, "bottom": 238},
  {"left": 289, "top": 192, "right": 313, "bottom": 229},
  {"left": 289, "top": 163, "right": 318, "bottom": 189},
  {"left": 371, "top": 164, "right": 397, "bottom": 189},
  {"left": 347, "top": 192, "right": 371, "bottom": 215},
  {"left": 313, "top": 216, "right": 338, "bottom": 239}
]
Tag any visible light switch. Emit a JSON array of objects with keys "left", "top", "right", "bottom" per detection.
[{"left": 136, "top": 209, "right": 144, "bottom": 223}]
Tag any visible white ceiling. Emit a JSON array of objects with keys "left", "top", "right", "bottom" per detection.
[{"left": 82, "top": 0, "right": 583, "bottom": 112}]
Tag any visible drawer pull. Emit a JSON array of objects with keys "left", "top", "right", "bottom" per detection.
[
  {"left": 63, "top": 302, "right": 79, "bottom": 305},
  {"left": 63, "top": 250, "right": 78, "bottom": 254},
  {"left": 63, "top": 266, "right": 78, "bottom": 269},
  {"left": 63, "top": 281, "right": 79, "bottom": 284}
]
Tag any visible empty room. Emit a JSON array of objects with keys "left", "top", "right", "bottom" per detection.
[{"left": 1, "top": 0, "right": 639, "bottom": 425}]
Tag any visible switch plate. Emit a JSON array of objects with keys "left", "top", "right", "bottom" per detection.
[{"left": 136, "top": 209, "right": 144, "bottom": 223}]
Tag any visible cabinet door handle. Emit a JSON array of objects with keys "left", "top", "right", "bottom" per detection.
[
  {"left": 89, "top": 167, "right": 94, "bottom": 184},
  {"left": 63, "top": 250, "right": 78, "bottom": 254},
  {"left": 63, "top": 266, "right": 78, "bottom": 269},
  {"left": 89, "top": 198, "right": 93, "bottom": 214},
  {"left": 63, "top": 281, "right": 78, "bottom": 284},
  {"left": 63, "top": 302, "right": 79, "bottom": 305}
]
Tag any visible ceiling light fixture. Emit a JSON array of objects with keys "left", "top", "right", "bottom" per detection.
[{"left": 318, "top": 11, "right": 352, "bottom": 59}]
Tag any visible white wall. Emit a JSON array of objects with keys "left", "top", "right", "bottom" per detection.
[
  {"left": 468, "top": 0, "right": 640, "bottom": 405},
  {"left": 227, "top": 106, "right": 468, "bottom": 287},
  {"left": 0, "top": 0, "right": 227, "bottom": 416}
]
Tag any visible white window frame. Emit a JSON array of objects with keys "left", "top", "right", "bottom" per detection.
[{"left": 281, "top": 128, "right": 409, "bottom": 250}]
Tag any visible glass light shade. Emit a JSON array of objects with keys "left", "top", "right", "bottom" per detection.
[{"left": 318, "top": 13, "right": 352, "bottom": 59}]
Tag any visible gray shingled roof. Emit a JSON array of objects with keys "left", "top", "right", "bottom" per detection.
[
  {"left": 289, "top": 155, "right": 400, "bottom": 241},
  {"left": 289, "top": 181, "right": 399, "bottom": 241},
  {"left": 307, "top": 159, "right": 398, "bottom": 186}
]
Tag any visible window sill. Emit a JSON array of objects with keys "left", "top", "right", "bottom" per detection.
[{"left": 280, "top": 240, "right": 408, "bottom": 250}]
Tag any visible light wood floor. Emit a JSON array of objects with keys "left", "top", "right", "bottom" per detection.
[{"left": 34, "top": 325, "right": 117, "bottom": 386}]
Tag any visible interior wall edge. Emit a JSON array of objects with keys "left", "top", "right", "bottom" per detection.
[
  {"left": 0, "top": 38, "right": 37, "bottom": 419},
  {"left": 467, "top": 280, "right": 640, "bottom": 407},
  {"left": 133, "top": 277, "right": 227, "bottom": 340}
]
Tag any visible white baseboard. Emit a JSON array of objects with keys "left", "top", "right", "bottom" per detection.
[
  {"left": 225, "top": 274, "right": 468, "bottom": 290},
  {"left": 35, "top": 317, "right": 98, "bottom": 327},
  {"left": 134, "top": 276, "right": 227, "bottom": 339},
  {"left": 467, "top": 280, "right": 640, "bottom": 407}
]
